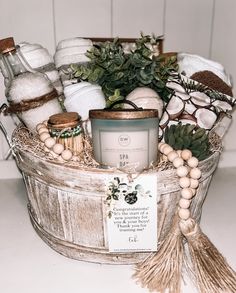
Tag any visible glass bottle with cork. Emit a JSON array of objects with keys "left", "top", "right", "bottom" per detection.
[{"left": 0, "top": 37, "right": 62, "bottom": 130}]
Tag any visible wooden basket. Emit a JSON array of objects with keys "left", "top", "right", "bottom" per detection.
[{"left": 12, "top": 121, "right": 227, "bottom": 264}]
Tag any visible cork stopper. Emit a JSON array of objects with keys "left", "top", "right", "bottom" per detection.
[
  {"left": 48, "top": 112, "right": 81, "bottom": 129},
  {"left": 0, "top": 37, "right": 16, "bottom": 54}
]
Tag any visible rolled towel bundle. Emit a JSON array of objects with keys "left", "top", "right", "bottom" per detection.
[
  {"left": 54, "top": 37, "right": 92, "bottom": 68},
  {"left": 19, "top": 42, "right": 63, "bottom": 95},
  {"left": 178, "top": 53, "right": 232, "bottom": 87},
  {"left": 54, "top": 38, "right": 93, "bottom": 87},
  {"left": 9, "top": 72, "right": 62, "bottom": 130},
  {"left": 64, "top": 81, "right": 106, "bottom": 136}
]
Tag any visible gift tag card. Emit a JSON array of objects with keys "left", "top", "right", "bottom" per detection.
[{"left": 105, "top": 174, "right": 157, "bottom": 253}]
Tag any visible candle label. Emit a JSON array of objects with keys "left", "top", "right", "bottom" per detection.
[
  {"left": 99, "top": 130, "right": 149, "bottom": 169},
  {"left": 105, "top": 175, "right": 157, "bottom": 252}
]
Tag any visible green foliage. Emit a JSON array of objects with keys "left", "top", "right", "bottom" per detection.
[
  {"left": 164, "top": 123, "right": 211, "bottom": 160},
  {"left": 70, "top": 34, "right": 178, "bottom": 103}
]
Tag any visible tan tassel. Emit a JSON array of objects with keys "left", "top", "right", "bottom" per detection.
[
  {"left": 133, "top": 216, "right": 183, "bottom": 293},
  {"left": 180, "top": 218, "right": 236, "bottom": 293}
]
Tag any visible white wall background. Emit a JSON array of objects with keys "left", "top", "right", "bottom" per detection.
[{"left": 0, "top": 0, "right": 235, "bottom": 178}]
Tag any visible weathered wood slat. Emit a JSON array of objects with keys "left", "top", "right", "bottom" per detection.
[{"left": 14, "top": 138, "right": 220, "bottom": 264}]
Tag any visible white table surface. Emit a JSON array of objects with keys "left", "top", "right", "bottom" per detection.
[{"left": 0, "top": 167, "right": 236, "bottom": 293}]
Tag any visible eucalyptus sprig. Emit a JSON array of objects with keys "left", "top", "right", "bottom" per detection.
[{"left": 70, "top": 34, "right": 178, "bottom": 103}]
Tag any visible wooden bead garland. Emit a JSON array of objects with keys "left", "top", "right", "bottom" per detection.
[
  {"left": 158, "top": 142, "right": 200, "bottom": 221},
  {"left": 36, "top": 121, "right": 74, "bottom": 162}
]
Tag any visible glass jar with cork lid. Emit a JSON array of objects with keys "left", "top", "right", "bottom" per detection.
[{"left": 47, "top": 112, "right": 83, "bottom": 155}]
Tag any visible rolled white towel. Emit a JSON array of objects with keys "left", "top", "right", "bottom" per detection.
[
  {"left": 9, "top": 72, "right": 62, "bottom": 129},
  {"left": 55, "top": 51, "right": 91, "bottom": 68},
  {"left": 54, "top": 38, "right": 93, "bottom": 68},
  {"left": 178, "top": 53, "right": 232, "bottom": 87},
  {"left": 64, "top": 81, "right": 92, "bottom": 97},
  {"left": 19, "top": 42, "right": 54, "bottom": 68},
  {"left": 64, "top": 82, "right": 105, "bottom": 121},
  {"left": 57, "top": 37, "right": 92, "bottom": 50}
]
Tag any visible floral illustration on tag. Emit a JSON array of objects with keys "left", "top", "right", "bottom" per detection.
[{"left": 105, "top": 177, "right": 151, "bottom": 218}]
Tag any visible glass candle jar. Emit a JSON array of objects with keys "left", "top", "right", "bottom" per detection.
[{"left": 89, "top": 107, "right": 159, "bottom": 171}]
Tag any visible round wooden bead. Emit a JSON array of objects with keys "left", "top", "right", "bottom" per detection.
[
  {"left": 167, "top": 151, "right": 179, "bottom": 162},
  {"left": 190, "top": 167, "right": 202, "bottom": 179},
  {"left": 38, "top": 127, "right": 49, "bottom": 135},
  {"left": 190, "top": 178, "right": 199, "bottom": 189},
  {"left": 177, "top": 150, "right": 182, "bottom": 157},
  {"left": 179, "top": 198, "right": 191, "bottom": 209},
  {"left": 176, "top": 166, "right": 188, "bottom": 177},
  {"left": 181, "top": 188, "right": 193, "bottom": 199},
  {"left": 39, "top": 132, "right": 50, "bottom": 142},
  {"left": 187, "top": 157, "right": 199, "bottom": 168},
  {"left": 179, "top": 177, "right": 191, "bottom": 188},
  {"left": 178, "top": 208, "right": 190, "bottom": 220},
  {"left": 36, "top": 123, "right": 46, "bottom": 132},
  {"left": 159, "top": 143, "right": 168, "bottom": 153},
  {"left": 181, "top": 149, "right": 192, "bottom": 161},
  {"left": 173, "top": 157, "right": 184, "bottom": 168},
  {"left": 44, "top": 137, "right": 56, "bottom": 149},
  {"left": 52, "top": 143, "right": 64, "bottom": 155},
  {"left": 61, "top": 149, "right": 73, "bottom": 161},
  {"left": 191, "top": 188, "right": 196, "bottom": 196},
  {"left": 158, "top": 142, "right": 165, "bottom": 150},
  {"left": 162, "top": 145, "right": 173, "bottom": 156}
]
